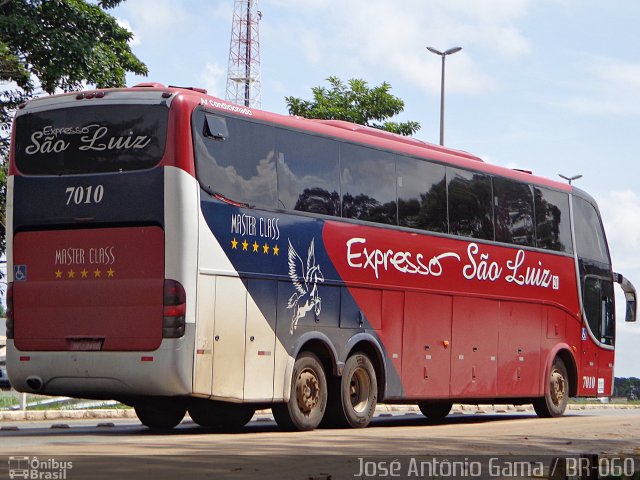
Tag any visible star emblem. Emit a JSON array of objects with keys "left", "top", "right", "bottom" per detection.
[
  {"left": 55, "top": 270, "right": 62, "bottom": 279},
  {"left": 94, "top": 269, "right": 102, "bottom": 278},
  {"left": 80, "top": 269, "right": 89, "bottom": 278},
  {"left": 272, "top": 245, "right": 279, "bottom": 256},
  {"left": 107, "top": 268, "right": 115, "bottom": 278},
  {"left": 242, "top": 239, "right": 249, "bottom": 251},
  {"left": 67, "top": 270, "right": 75, "bottom": 279},
  {"left": 231, "top": 238, "right": 238, "bottom": 249},
  {"left": 262, "top": 243, "right": 270, "bottom": 254},
  {"left": 252, "top": 241, "right": 259, "bottom": 252}
]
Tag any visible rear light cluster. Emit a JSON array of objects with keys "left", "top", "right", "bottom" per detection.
[
  {"left": 6, "top": 282, "right": 14, "bottom": 339},
  {"left": 163, "top": 279, "right": 186, "bottom": 338}
]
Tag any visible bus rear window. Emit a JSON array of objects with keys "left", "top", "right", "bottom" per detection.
[{"left": 14, "top": 104, "right": 168, "bottom": 175}]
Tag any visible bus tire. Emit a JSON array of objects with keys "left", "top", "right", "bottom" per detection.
[
  {"left": 418, "top": 402, "right": 453, "bottom": 421},
  {"left": 134, "top": 397, "right": 186, "bottom": 430},
  {"left": 188, "top": 399, "right": 255, "bottom": 431},
  {"left": 533, "top": 357, "right": 569, "bottom": 418},
  {"left": 272, "top": 351, "right": 327, "bottom": 431},
  {"left": 326, "top": 352, "right": 377, "bottom": 428}
]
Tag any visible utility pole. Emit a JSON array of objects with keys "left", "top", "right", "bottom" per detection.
[{"left": 226, "top": 0, "right": 262, "bottom": 108}]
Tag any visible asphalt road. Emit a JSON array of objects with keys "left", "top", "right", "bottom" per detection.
[{"left": 1, "top": 408, "right": 639, "bottom": 479}]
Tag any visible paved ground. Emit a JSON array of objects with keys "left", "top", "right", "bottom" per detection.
[
  {"left": 2, "top": 405, "right": 639, "bottom": 479},
  {"left": 0, "top": 401, "right": 637, "bottom": 422}
]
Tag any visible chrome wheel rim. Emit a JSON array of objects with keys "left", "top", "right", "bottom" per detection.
[{"left": 349, "top": 367, "right": 371, "bottom": 413}]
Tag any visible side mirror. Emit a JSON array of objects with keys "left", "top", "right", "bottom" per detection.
[{"left": 614, "top": 273, "right": 637, "bottom": 322}]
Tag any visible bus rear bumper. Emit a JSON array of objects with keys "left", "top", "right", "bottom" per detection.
[{"left": 5, "top": 328, "right": 195, "bottom": 399}]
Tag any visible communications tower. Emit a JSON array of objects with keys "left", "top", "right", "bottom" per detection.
[{"left": 226, "top": 0, "right": 262, "bottom": 108}]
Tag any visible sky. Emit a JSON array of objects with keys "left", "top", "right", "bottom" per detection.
[{"left": 105, "top": 0, "right": 640, "bottom": 377}]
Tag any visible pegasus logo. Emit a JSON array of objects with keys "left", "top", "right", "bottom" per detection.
[{"left": 287, "top": 238, "right": 325, "bottom": 334}]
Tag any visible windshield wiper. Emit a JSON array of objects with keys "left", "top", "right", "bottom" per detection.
[{"left": 200, "top": 184, "right": 250, "bottom": 208}]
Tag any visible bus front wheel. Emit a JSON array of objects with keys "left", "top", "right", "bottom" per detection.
[
  {"left": 418, "top": 402, "right": 453, "bottom": 421},
  {"left": 533, "top": 357, "right": 569, "bottom": 418},
  {"left": 134, "top": 397, "right": 186, "bottom": 430},
  {"left": 272, "top": 351, "right": 327, "bottom": 431}
]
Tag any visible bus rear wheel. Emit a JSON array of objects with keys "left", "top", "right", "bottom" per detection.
[
  {"left": 324, "top": 352, "right": 377, "bottom": 428},
  {"left": 533, "top": 357, "right": 569, "bottom": 418},
  {"left": 418, "top": 402, "right": 453, "bottom": 421},
  {"left": 134, "top": 397, "right": 186, "bottom": 430},
  {"left": 272, "top": 351, "right": 327, "bottom": 431},
  {"left": 188, "top": 399, "right": 255, "bottom": 431}
]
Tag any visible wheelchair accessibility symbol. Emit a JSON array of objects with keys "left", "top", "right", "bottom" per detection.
[{"left": 14, "top": 265, "right": 27, "bottom": 282}]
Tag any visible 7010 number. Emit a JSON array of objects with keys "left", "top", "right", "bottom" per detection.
[{"left": 65, "top": 185, "right": 104, "bottom": 205}]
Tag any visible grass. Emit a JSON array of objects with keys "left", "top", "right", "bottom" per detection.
[{"left": 0, "top": 390, "right": 131, "bottom": 410}]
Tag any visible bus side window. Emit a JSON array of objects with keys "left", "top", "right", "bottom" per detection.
[
  {"left": 275, "top": 129, "right": 340, "bottom": 216},
  {"left": 193, "top": 110, "right": 277, "bottom": 208},
  {"left": 583, "top": 276, "right": 615, "bottom": 346},
  {"left": 447, "top": 167, "right": 494, "bottom": 240},
  {"left": 533, "top": 187, "right": 572, "bottom": 253},
  {"left": 340, "top": 143, "right": 397, "bottom": 225},
  {"left": 493, "top": 178, "right": 535, "bottom": 247},
  {"left": 397, "top": 157, "right": 447, "bottom": 233}
]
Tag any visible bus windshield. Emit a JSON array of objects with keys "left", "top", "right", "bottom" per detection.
[{"left": 14, "top": 104, "right": 168, "bottom": 175}]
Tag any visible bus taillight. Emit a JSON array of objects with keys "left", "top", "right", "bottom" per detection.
[
  {"left": 6, "top": 282, "right": 13, "bottom": 339},
  {"left": 163, "top": 279, "right": 186, "bottom": 338}
]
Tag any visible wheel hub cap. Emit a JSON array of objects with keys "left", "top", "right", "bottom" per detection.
[{"left": 296, "top": 369, "right": 320, "bottom": 415}]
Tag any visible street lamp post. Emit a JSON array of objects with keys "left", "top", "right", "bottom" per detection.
[
  {"left": 559, "top": 174, "right": 582, "bottom": 185},
  {"left": 426, "top": 46, "right": 462, "bottom": 146}
]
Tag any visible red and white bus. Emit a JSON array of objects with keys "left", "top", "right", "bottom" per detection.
[{"left": 6, "top": 83, "right": 637, "bottom": 430}]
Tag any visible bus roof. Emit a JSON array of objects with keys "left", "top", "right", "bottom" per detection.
[{"left": 15, "top": 83, "right": 572, "bottom": 193}]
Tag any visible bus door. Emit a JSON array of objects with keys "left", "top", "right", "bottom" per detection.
[
  {"left": 572, "top": 196, "right": 615, "bottom": 396},
  {"left": 581, "top": 275, "right": 615, "bottom": 395}
]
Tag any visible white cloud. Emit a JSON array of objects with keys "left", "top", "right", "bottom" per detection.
[
  {"left": 115, "top": 0, "right": 193, "bottom": 45},
  {"left": 600, "top": 189, "right": 640, "bottom": 270},
  {"left": 116, "top": 18, "right": 140, "bottom": 46},
  {"left": 264, "top": 0, "right": 535, "bottom": 96},
  {"left": 198, "top": 63, "right": 227, "bottom": 99},
  {"left": 561, "top": 57, "right": 640, "bottom": 117},
  {"left": 599, "top": 189, "right": 640, "bottom": 344}
]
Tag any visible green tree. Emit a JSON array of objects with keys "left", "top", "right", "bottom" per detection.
[
  {"left": 285, "top": 76, "right": 420, "bottom": 137},
  {"left": 613, "top": 377, "right": 640, "bottom": 400},
  {"left": 0, "top": 0, "right": 147, "bottom": 256}
]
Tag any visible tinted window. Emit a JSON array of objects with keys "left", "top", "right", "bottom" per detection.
[
  {"left": 276, "top": 129, "right": 340, "bottom": 215},
  {"left": 534, "top": 187, "right": 572, "bottom": 253},
  {"left": 573, "top": 196, "right": 609, "bottom": 265},
  {"left": 447, "top": 168, "right": 493, "bottom": 240},
  {"left": 397, "top": 157, "right": 447, "bottom": 232},
  {"left": 340, "top": 144, "right": 397, "bottom": 225},
  {"left": 493, "top": 178, "right": 534, "bottom": 246},
  {"left": 193, "top": 111, "right": 277, "bottom": 208},
  {"left": 583, "top": 276, "right": 615, "bottom": 346},
  {"left": 14, "top": 104, "right": 168, "bottom": 175}
]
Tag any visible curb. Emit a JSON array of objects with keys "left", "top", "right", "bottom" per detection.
[{"left": 1, "top": 403, "right": 637, "bottom": 423}]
